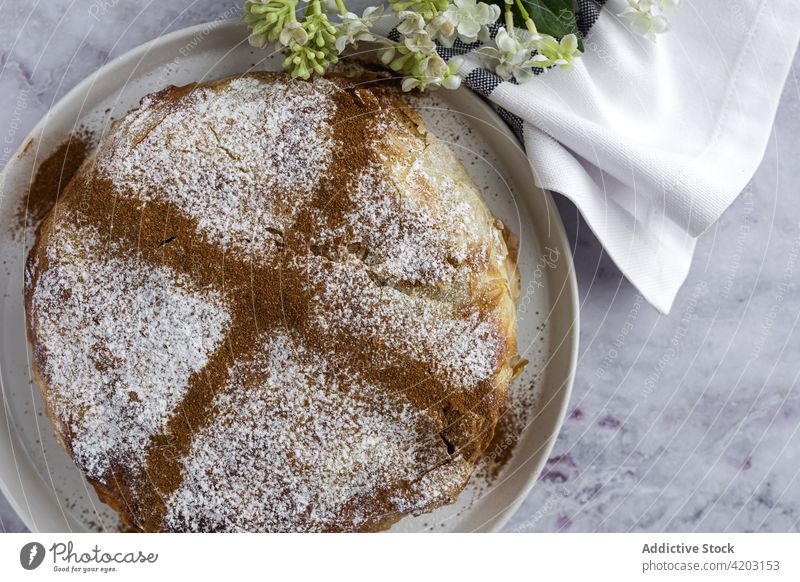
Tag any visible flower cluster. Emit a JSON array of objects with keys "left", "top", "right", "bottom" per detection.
[
  {"left": 378, "top": 0, "right": 584, "bottom": 86},
  {"left": 619, "top": 0, "right": 680, "bottom": 41},
  {"left": 475, "top": 26, "right": 580, "bottom": 83},
  {"left": 243, "top": 0, "right": 676, "bottom": 90},
  {"left": 244, "top": 0, "right": 383, "bottom": 79}
]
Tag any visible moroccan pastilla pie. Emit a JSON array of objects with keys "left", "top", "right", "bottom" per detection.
[{"left": 24, "top": 72, "right": 523, "bottom": 531}]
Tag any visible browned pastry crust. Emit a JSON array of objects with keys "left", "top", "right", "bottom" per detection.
[{"left": 24, "top": 72, "right": 522, "bottom": 532}]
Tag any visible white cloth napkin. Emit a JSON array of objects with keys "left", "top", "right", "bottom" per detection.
[{"left": 449, "top": 0, "right": 800, "bottom": 313}]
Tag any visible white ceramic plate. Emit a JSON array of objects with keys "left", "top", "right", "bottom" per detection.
[{"left": 0, "top": 19, "right": 578, "bottom": 533}]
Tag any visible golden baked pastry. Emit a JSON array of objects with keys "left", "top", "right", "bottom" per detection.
[{"left": 24, "top": 72, "right": 522, "bottom": 532}]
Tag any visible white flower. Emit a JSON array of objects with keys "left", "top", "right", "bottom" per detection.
[
  {"left": 249, "top": 32, "right": 269, "bottom": 49},
  {"left": 477, "top": 27, "right": 535, "bottom": 82},
  {"left": 381, "top": 29, "right": 438, "bottom": 77},
  {"left": 402, "top": 53, "right": 462, "bottom": 91},
  {"left": 397, "top": 11, "right": 426, "bottom": 35},
  {"left": 442, "top": 0, "right": 501, "bottom": 44},
  {"left": 426, "top": 14, "right": 456, "bottom": 47},
  {"left": 532, "top": 33, "right": 581, "bottom": 70},
  {"left": 335, "top": 6, "right": 383, "bottom": 53},
  {"left": 620, "top": 0, "right": 678, "bottom": 41},
  {"left": 404, "top": 30, "right": 437, "bottom": 53},
  {"left": 442, "top": 56, "right": 463, "bottom": 89},
  {"left": 279, "top": 21, "right": 309, "bottom": 47}
]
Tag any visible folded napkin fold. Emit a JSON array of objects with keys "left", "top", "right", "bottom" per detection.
[{"left": 484, "top": 0, "right": 800, "bottom": 312}]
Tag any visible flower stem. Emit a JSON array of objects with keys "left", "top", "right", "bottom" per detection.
[
  {"left": 514, "top": 0, "right": 529, "bottom": 21},
  {"left": 504, "top": 5, "right": 514, "bottom": 33},
  {"left": 512, "top": 0, "right": 539, "bottom": 35},
  {"left": 334, "top": 0, "right": 347, "bottom": 15}
]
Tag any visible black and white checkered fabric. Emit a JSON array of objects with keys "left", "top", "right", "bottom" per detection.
[
  {"left": 576, "top": 0, "right": 607, "bottom": 37},
  {"left": 392, "top": 0, "right": 607, "bottom": 141}
]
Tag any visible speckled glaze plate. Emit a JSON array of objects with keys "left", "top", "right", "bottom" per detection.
[{"left": 0, "top": 19, "right": 578, "bottom": 533}]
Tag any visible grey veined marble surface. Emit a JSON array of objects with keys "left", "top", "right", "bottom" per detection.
[{"left": 1, "top": 0, "right": 799, "bottom": 533}]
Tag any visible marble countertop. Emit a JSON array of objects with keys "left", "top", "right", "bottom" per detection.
[{"left": 1, "top": 0, "right": 798, "bottom": 533}]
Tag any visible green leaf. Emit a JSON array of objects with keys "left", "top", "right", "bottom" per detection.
[
  {"left": 492, "top": 0, "right": 583, "bottom": 49},
  {"left": 525, "top": 0, "right": 577, "bottom": 36}
]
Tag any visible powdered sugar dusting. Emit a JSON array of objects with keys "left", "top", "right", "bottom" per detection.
[
  {"left": 302, "top": 256, "right": 506, "bottom": 389},
  {"left": 30, "top": 221, "right": 231, "bottom": 480},
  {"left": 305, "top": 112, "right": 504, "bottom": 288},
  {"left": 97, "top": 76, "right": 338, "bottom": 257},
  {"left": 164, "top": 332, "right": 468, "bottom": 532}
]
